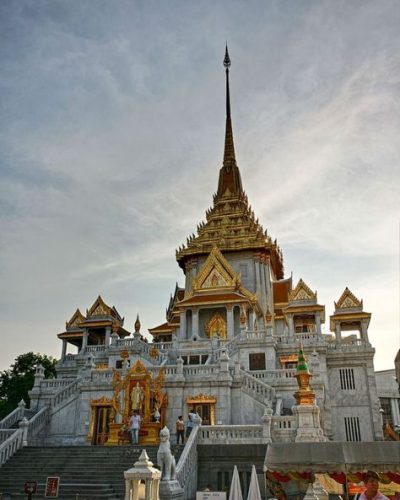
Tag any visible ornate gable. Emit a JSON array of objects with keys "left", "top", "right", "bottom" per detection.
[
  {"left": 335, "top": 287, "right": 363, "bottom": 310},
  {"left": 66, "top": 308, "right": 86, "bottom": 329},
  {"left": 87, "top": 295, "right": 113, "bottom": 317},
  {"left": 288, "top": 279, "right": 316, "bottom": 302},
  {"left": 192, "top": 247, "right": 239, "bottom": 292}
]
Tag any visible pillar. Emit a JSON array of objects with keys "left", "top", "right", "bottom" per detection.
[
  {"left": 81, "top": 330, "right": 89, "bottom": 353},
  {"left": 261, "top": 407, "right": 273, "bottom": 443},
  {"left": 334, "top": 322, "right": 342, "bottom": 342},
  {"left": 391, "top": 398, "right": 400, "bottom": 427},
  {"left": 61, "top": 339, "right": 67, "bottom": 360},
  {"left": 361, "top": 320, "right": 369, "bottom": 344},
  {"left": 226, "top": 305, "right": 234, "bottom": 340},
  {"left": 105, "top": 326, "right": 111, "bottom": 346},
  {"left": 315, "top": 312, "right": 321, "bottom": 335},
  {"left": 179, "top": 311, "right": 186, "bottom": 340},
  {"left": 287, "top": 314, "right": 295, "bottom": 338},
  {"left": 192, "top": 308, "right": 199, "bottom": 338}
]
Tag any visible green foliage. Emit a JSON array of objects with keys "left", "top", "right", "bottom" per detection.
[{"left": 0, "top": 352, "right": 57, "bottom": 419}]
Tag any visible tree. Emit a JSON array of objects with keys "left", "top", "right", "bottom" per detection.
[{"left": 0, "top": 352, "right": 57, "bottom": 419}]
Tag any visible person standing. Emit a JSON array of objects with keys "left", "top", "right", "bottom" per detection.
[
  {"left": 185, "top": 409, "right": 196, "bottom": 440},
  {"left": 129, "top": 410, "right": 141, "bottom": 444},
  {"left": 357, "top": 471, "right": 389, "bottom": 500},
  {"left": 176, "top": 415, "right": 185, "bottom": 444}
]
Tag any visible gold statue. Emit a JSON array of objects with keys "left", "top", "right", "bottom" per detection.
[{"left": 131, "top": 382, "right": 144, "bottom": 412}]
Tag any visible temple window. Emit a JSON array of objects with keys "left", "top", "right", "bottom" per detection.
[
  {"left": 339, "top": 368, "right": 355, "bottom": 390},
  {"left": 344, "top": 416, "right": 361, "bottom": 441},
  {"left": 249, "top": 352, "right": 266, "bottom": 371}
]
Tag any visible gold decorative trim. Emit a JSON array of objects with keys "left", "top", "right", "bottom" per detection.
[
  {"left": 186, "top": 393, "right": 217, "bottom": 404},
  {"left": 66, "top": 308, "right": 86, "bottom": 329},
  {"left": 289, "top": 279, "right": 316, "bottom": 302},
  {"left": 205, "top": 312, "right": 227, "bottom": 339},
  {"left": 334, "top": 287, "right": 363, "bottom": 310}
]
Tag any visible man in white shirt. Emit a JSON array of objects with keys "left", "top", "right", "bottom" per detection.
[
  {"left": 129, "top": 410, "right": 141, "bottom": 444},
  {"left": 358, "top": 471, "right": 389, "bottom": 500}
]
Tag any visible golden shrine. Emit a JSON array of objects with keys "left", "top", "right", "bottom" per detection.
[{"left": 88, "top": 359, "right": 167, "bottom": 446}]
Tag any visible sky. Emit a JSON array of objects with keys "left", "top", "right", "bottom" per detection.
[{"left": 0, "top": 0, "right": 399, "bottom": 372}]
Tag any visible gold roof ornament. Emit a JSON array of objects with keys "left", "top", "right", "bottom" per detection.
[
  {"left": 330, "top": 287, "right": 371, "bottom": 331},
  {"left": 65, "top": 308, "right": 86, "bottom": 329},
  {"left": 334, "top": 287, "right": 363, "bottom": 310},
  {"left": 86, "top": 295, "right": 123, "bottom": 322},
  {"left": 289, "top": 279, "right": 317, "bottom": 302}
]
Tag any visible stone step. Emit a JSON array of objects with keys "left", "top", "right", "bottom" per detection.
[{"left": 0, "top": 444, "right": 183, "bottom": 500}]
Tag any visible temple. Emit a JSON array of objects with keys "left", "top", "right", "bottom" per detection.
[{"left": 28, "top": 48, "right": 389, "bottom": 450}]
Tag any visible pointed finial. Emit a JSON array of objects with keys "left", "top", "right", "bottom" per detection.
[
  {"left": 134, "top": 314, "right": 141, "bottom": 333},
  {"left": 223, "top": 44, "right": 231, "bottom": 69}
]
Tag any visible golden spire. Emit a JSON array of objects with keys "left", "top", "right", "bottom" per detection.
[{"left": 217, "top": 44, "right": 243, "bottom": 199}]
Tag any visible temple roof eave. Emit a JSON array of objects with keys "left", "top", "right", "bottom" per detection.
[{"left": 177, "top": 291, "right": 249, "bottom": 308}]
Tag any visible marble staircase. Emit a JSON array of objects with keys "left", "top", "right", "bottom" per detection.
[{"left": 0, "top": 444, "right": 183, "bottom": 499}]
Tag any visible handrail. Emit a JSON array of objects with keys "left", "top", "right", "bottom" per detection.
[
  {"left": 176, "top": 424, "right": 199, "bottom": 500},
  {"left": 198, "top": 425, "right": 263, "bottom": 444},
  {"left": 240, "top": 369, "right": 275, "bottom": 404},
  {"left": 27, "top": 407, "right": 49, "bottom": 440},
  {"left": 0, "top": 428, "right": 23, "bottom": 466},
  {"left": 0, "top": 429, "right": 17, "bottom": 444},
  {"left": 0, "top": 404, "right": 25, "bottom": 430},
  {"left": 49, "top": 377, "right": 81, "bottom": 409}
]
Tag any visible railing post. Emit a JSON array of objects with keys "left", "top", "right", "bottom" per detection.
[
  {"left": 261, "top": 408, "right": 273, "bottom": 443},
  {"left": 19, "top": 417, "right": 29, "bottom": 446}
]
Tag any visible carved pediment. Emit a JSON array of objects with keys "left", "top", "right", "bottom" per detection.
[
  {"left": 335, "top": 287, "right": 363, "bottom": 310},
  {"left": 66, "top": 308, "right": 86, "bottom": 329},
  {"left": 86, "top": 295, "right": 123, "bottom": 318},
  {"left": 289, "top": 279, "right": 317, "bottom": 302},
  {"left": 193, "top": 247, "right": 239, "bottom": 292}
]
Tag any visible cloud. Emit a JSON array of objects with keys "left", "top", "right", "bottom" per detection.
[{"left": 0, "top": 0, "right": 398, "bottom": 371}]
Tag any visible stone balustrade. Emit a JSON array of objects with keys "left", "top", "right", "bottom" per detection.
[
  {"left": 153, "top": 341, "right": 174, "bottom": 351},
  {"left": 0, "top": 429, "right": 17, "bottom": 444},
  {"left": 271, "top": 416, "right": 297, "bottom": 442},
  {"left": 198, "top": 425, "right": 263, "bottom": 444},
  {"left": 85, "top": 345, "right": 107, "bottom": 353},
  {"left": 176, "top": 422, "right": 200, "bottom": 500},
  {"left": 240, "top": 369, "right": 275, "bottom": 404},
  {"left": 50, "top": 378, "right": 80, "bottom": 408},
  {"left": 91, "top": 369, "right": 113, "bottom": 382},
  {"left": 250, "top": 369, "right": 296, "bottom": 381},
  {"left": 40, "top": 379, "right": 74, "bottom": 390},
  {"left": 0, "top": 401, "right": 26, "bottom": 430},
  {"left": 183, "top": 365, "right": 219, "bottom": 377},
  {"left": 326, "top": 339, "right": 371, "bottom": 351},
  {"left": 0, "top": 428, "right": 23, "bottom": 466},
  {"left": 27, "top": 406, "right": 49, "bottom": 442}
]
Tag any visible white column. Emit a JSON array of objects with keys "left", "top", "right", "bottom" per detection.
[
  {"left": 287, "top": 314, "right": 295, "bottom": 337},
  {"left": 192, "top": 308, "right": 199, "bottom": 337},
  {"left": 105, "top": 326, "right": 111, "bottom": 346},
  {"left": 391, "top": 398, "right": 400, "bottom": 426},
  {"left": 226, "top": 305, "right": 234, "bottom": 340},
  {"left": 315, "top": 312, "right": 321, "bottom": 335},
  {"left": 361, "top": 320, "right": 369, "bottom": 343},
  {"left": 335, "top": 322, "right": 342, "bottom": 342},
  {"left": 179, "top": 310, "right": 186, "bottom": 339},
  {"left": 61, "top": 339, "right": 67, "bottom": 360},
  {"left": 81, "top": 330, "right": 88, "bottom": 352}
]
